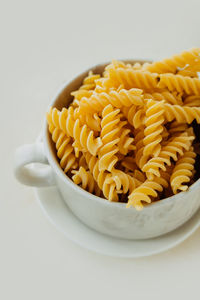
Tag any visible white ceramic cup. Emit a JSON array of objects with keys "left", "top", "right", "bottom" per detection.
[{"left": 14, "top": 60, "right": 200, "bottom": 240}]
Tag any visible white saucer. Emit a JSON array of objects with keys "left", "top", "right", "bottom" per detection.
[{"left": 35, "top": 186, "right": 200, "bottom": 258}]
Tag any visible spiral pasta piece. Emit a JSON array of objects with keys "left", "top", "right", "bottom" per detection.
[
  {"left": 49, "top": 106, "right": 102, "bottom": 155},
  {"left": 79, "top": 88, "right": 143, "bottom": 114},
  {"left": 104, "top": 60, "right": 128, "bottom": 73},
  {"left": 142, "top": 133, "right": 194, "bottom": 180},
  {"left": 71, "top": 91, "right": 93, "bottom": 108},
  {"left": 71, "top": 71, "right": 100, "bottom": 97},
  {"left": 170, "top": 147, "right": 196, "bottom": 194},
  {"left": 105, "top": 68, "right": 158, "bottom": 90},
  {"left": 78, "top": 112, "right": 101, "bottom": 132},
  {"left": 105, "top": 170, "right": 142, "bottom": 194},
  {"left": 134, "top": 128, "right": 148, "bottom": 169},
  {"left": 145, "top": 48, "right": 200, "bottom": 74},
  {"left": 80, "top": 71, "right": 100, "bottom": 90},
  {"left": 72, "top": 166, "right": 101, "bottom": 196},
  {"left": 158, "top": 74, "right": 200, "bottom": 95},
  {"left": 48, "top": 123, "right": 77, "bottom": 173},
  {"left": 48, "top": 105, "right": 100, "bottom": 133},
  {"left": 99, "top": 104, "right": 121, "bottom": 171},
  {"left": 118, "top": 126, "right": 135, "bottom": 155},
  {"left": 127, "top": 174, "right": 169, "bottom": 210},
  {"left": 144, "top": 90, "right": 183, "bottom": 105},
  {"left": 104, "top": 60, "right": 142, "bottom": 77},
  {"left": 164, "top": 103, "right": 200, "bottom": 123},
  {"left": 143, "top": 99, "right": 164, "bottom": 157},
  {"left": 122, "top": 106, "right": 145, "bottom": 129},
  {"left": 84, "top": 152, "right": 118, "bottom": 201}
]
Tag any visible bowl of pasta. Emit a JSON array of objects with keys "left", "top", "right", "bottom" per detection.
[{"left": 14, "top": 48, "right": 200, "bottom": 240}]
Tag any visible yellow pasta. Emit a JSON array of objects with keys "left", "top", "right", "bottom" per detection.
[
  {"left": 170, "top": 147, "right": 196, "bottom": 194},
  {"left": 49, "top": 106, "right": 102, "bottom": 155},
  {"left": 98, "top": 104, "right": 121, "bottom": 171},
  {"left": 122, "top": 106, "right": 145, "bottom": 129},
  {"left": 48, "top": 123, "right": 77, "bottom": 173},
  {"left": 117, "top": 126, "right": 135, "bottom": 155},
  {"left": 84, "top": 152, "right": 118, "bottom": 201},
  {"left": 134, "top": 128, "right": 148, "bottom": 169},
  {"left": 158, "top": 73, "right": 200, "bottom": 95},
  {"left": 47, "top": 48, "right": 200, "bottom": 210},
  {"left": 105, "top": 170, "right": 142, "bottom": 194},
  {"left": 142, "top": 133, "right": 194, "bottom": 180},
  {"left": 72, "top": 166, "right": 101, "bottom": 196},
  {"left": 143, "top": 99, "right": 164, "bottom": 157},
  {"left": 105, "top": 67, "right": 158, "bottom": 90},
  {"left": 144, "top": 90, "right": 183, "bottom": 105},
  {"left": 104, "top": 60, "right": 142, "bottom": 76},
  {"left": 127, "top": 173, "right": 169, "bottom": 210},
  {"left": 71, "top": 71, "right": 100, "bottom": 101},
  {"left": 145, "top": 48, "right": 200, "bottom": 74},
  {"left": 164, "top": 103, "right": 200, "bottom": 123},
  {"left": 79, "top": 88, "right": 143, "bottom": 114}
]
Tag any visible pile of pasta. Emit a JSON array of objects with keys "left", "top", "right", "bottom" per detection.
[{"left": 46, "top": 48, "right": 200, "bottom": 210}]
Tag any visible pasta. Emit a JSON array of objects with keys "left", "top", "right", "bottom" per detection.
[
  {"left": 84, "top": 152, "right": 118, "bottom": 201},
  {"left": 122, "top": 106, "right": 145, "bottom": 129},
  {"left": 98, "top": 104, "right": 121, "bottom": 171},
  {"left": 71, "top": 71, "right": 100, "bottom": 106},
  {"left": 144, "top": 48, "right": 200, "bottom": 74},
  {"left": 127, "top": 172, "right": 169, "bottom": 210},
  {"left": 134, "top": 128, "right": 148, "bottom": 169},
  {"left": 164, "top": 103, "right": 200, "bottom": 123},
  {"left": 142, "top": 133, "right": 194, "bottom": 180},
  {"left": 79, "top": 88, "right": 143, "bottom": 114},
  {"left": 104, "top": 68, "right": 158, "bottom": 90},
  {"left": 144, "top": 91, "right": 183, "bottom": 105},
  {"left": 50, "top": 106, "right": 102, "bottom": 155},
  {"left": 158, "top": 74, "right": 200, "bottom": 95},
  {"left": 105, "top": 170, "right": 142, "bottom": 194},
  {"left": 72, "top": 166, "right": 101, "bottom": 196},
  {"left": 143, "top": 99, "right": 164, "bottom": 157},
  {"left": 48, "top": 123, "right": 77, "bottom": 173},
  {"left": 47, "top": 47, "right": 200, "bottom": 210},
  {"left": 170, "top": 147, "right": 196, "bottom": 194}
]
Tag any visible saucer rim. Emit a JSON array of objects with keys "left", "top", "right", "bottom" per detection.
[{"left": 34, "top": 187, "right": 200, "bottom": 258}]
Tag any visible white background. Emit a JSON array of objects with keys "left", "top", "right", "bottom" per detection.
[{"left": 1, "top": 0, "right": 200, "bottom": 299}]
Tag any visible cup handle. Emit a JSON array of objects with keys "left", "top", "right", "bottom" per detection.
[{"left": 14, "top": 142, "right": 56, "bottom": 187}]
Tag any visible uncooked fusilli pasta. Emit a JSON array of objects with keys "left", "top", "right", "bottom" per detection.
[
  {"left": 170, "top": 147, "right": 196, "bottom": 194},
  {"left": 158, "top": 73, "right": 200, "bottom": 95},
  {"left": 47, "top": 47, "right": 200, "bottom": 210},
  {"left": 145, "top": 48, "right": 200, "bottom": 74}
]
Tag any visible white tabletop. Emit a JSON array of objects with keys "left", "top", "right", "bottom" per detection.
[{"left": 2, "top": 0, "right": 200, "bottom": 299}]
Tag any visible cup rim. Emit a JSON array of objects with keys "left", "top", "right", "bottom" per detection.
[{"left": 43, "top": 59, "right": 200, "bottom": 210}]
